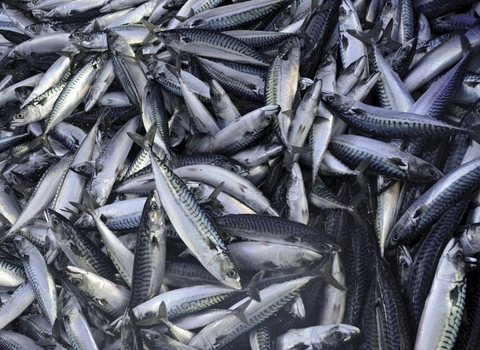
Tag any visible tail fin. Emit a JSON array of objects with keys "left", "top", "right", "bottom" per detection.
[{"left": 127, "top": 124, "right": 156, "bottom": 151}]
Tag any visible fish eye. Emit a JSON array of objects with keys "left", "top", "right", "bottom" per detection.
[
  {"left": 72, "top": 278, "right": 81, "bottom": 286},
  {"left": 152, "top": 334, "right": 160, "bottom": 341},
  {"left": 16, "top": 113, "right": 24, "bottom": 119},
  {"left": 227, "top": 270, "right": 237, "bottom": 278},
  {"left": 476, "top": 108, "right": 480, "bottom": 114},
  {"left": 150, "top": 202, "right": 158, "bottom": 211},
  {"left": 393, "top": 234, "right": 399, "bottom": 242},
  {"left": 190, "top": 187, "right": 200, "bottom": 195},
  {"left": 332, "top": 331, "right": 346, "bottom": 342},
  {"left": 454, "top": 251, "right": 464, "bottom": 261},
  {"left": 326, "top": 95, "right": 335, "bottom": 102},
  {"left": 220, "top": 232, "right": 229, "bottom": 240},
  {"left": 230, "top": 165, "right": 238, "bottom": 172},
  {"left": 427, "top": 169, "right": 437, "bottom": 178},
  {"left": 52, "top": 218, "right": 59, "bottom": 226}
]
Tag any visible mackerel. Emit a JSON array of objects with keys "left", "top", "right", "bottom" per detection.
[
  {"left": 129, "top": 190, "right": 166, "bottom": 308},
  {"left": 46, "top": 209, "right": 117, "bottom": 280},
  {"left": 322, "top": 91, "right": 480, "bottom": 142},
  {"left": 65, "top": 266, "right": 130, "bottom": 317},
  {"left": 0, "top": 330, "right": 43, "bottom": 350},
  {"left": 328, "top": 134, "right": 444, "bottom": 182},
  {"left": 117, "top": 284, "right": 238, "bottom": 326},
  {"left": 14, "top": 236, "right": 57, "bottom": 326},
  {"left": 414, "top": 238, "right": 466, "bottom": 349},
  {"left": 87, "top": 115, "right": 139, "bottom": 207},
  {"left": 188, "top": 275, "right": 316, "bottom": 349},
  {"left": 0, "top": 282, "right": 36, "bottom": 331},
  {"left": 33, "top": 53, "right": 108, "bottom": 152},
  {"left": 157, "top": 28, "right": 270, "bottom": 66},
  {"left": 144, "top": 137, "right": 242, "bottom": 290},
  {"left": 6, "top": 153, "right": 73, "bottom": 237},
  {"left": 214, "top": 214, "right": 340, "bottom": 253},
  {"left": 178, "top": 0, "right": 286, "bottom": 31},
  {"left": 62, "top": 294, "right": 99, "bottom": 350},
  {"left": 107, "top": 30, "right": 147, "bottom": 108},
  {"left": 387, "top": 157, "right": 480, "bottom": 249}
]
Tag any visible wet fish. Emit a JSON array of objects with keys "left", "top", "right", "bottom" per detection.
[{"left": 1, "top": 1, "right": 480, "bottom": 349}]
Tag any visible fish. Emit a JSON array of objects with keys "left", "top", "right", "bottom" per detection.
[{"left": 1, "top": 0, "right": 480, "bottom": 348}]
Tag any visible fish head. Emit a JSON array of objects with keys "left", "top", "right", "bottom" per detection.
[
  {"left": 69, "top": 160, "right": 96, "bottom": 177},
  {"left": 385, "top": 208, "right": 420, "bottom": 251},
  {"left": 80, "top": 33, "right": 105, "bottom": 50},
  {"left": 408, "top": 156, "right": 444, "bottom": 182},
  {"left": 312, "top": 324, "right": 362, "bottom": 347},
  {"left": 321, "top": 92, "right": 353, "bottom": 112},
  {"left": 141, "top": 329, "right": 167, "bottom": 348},
  {"left": 438, "top": 238, "right": 465, "bottom": 283},
  {"left": 24, "top": 24, "right": 41, "bottom": 37},
  {"left": 45, "top": 209, "right": 70, "bottom": 236},
  {"left": 10, "top": 110, "right": 30, "bottom": 127},
  {"left": 207, "top": 254, "right": 242, "bottom": 290},
  {"left": 156, "top": 30, "right": 181, "bottom": 46},
  {"left": 68, "top": 28, "right": 85, "bottom": 42},
  {"left": 459, "top": 223, "right": 480, "bottom": 256},
  {"left": 65, "top": 266, "right": 96, "bottom": 295},
  {"left": 145, "top": 190, "right": 164, "bottom": 228}
]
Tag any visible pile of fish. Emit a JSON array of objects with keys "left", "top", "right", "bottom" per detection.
[{"left": 1, "top": 0, "right": 480, "bottom": 348}]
